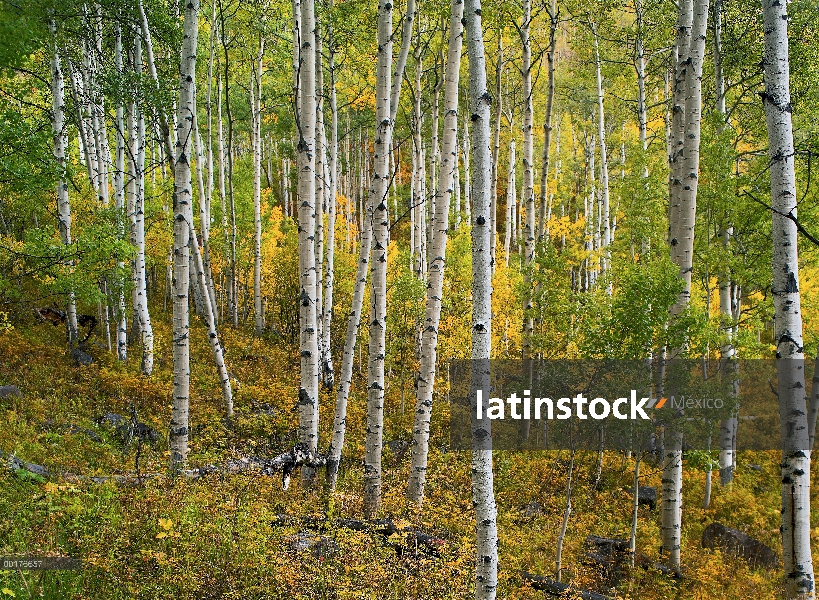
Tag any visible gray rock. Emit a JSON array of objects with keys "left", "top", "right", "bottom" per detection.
[
  {"left": 702, "top": 522, "right": 779, "bottom": 569},
  {"left": 249, "top": 400, "right": 277, "bottom": 416},
  {"left": 71, "top": 348, "right": 93, "bottom": 366},
  {"left": 521, "top": 500, "right": 542, "bottom": 518},
  {"left": 64, "top": 424, "right": 102, "bottom": 443},
  {"left": 0, "top": 385, "right": 22, "bottom": 398},
  {"left": 583, "top": 535, "right": 630, "bottom": 587},
  {"left": 628, "top": 486, "right": 657, "bottom": 510},
  {"left": 97, "top": 413, "right": 125, "bottom": 427},
  {"left": 96, "top": 413, "right": 157, "bottom": 443},
  {"left": 285, "top": 533, "right": 338, "bottom": 559}
]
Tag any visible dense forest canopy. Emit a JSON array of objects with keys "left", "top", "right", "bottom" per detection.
[{"left": 1, "top": 0, "right": 818, "bottom": 597}]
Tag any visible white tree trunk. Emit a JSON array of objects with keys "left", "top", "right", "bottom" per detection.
[
  {"left": 464, "top": 0, "right": 498, "bottom": 593},
  {"left": 327, "top": 0, "right": 413, "bottom": 494},
  {"left": 504, "top": 140, "right": 515, "bottom": 266},
  {"left": 364, "top": 0, "right": 394, "bottom": 519},
  {"left": 170, "top": 0, "right": 199, "bottom": 472},
  {"left": 321, "top": 10, "right": 338, "bottom": 390},
  {"left": 189, "top": 223, "right": 233, "bottom": 416},
  {"left": 114, "top": 25, "right": 128, "bottom": 361},
  {"left": 138, "top": 0, "right": 175, "bottom": 169},
  {"left": 194, "top": 94, "right": 217, "bottom": 320},
  {"left": 662, "top": 0, "right": 709, "bottom": 573},
  {"left": 555, "top": 449, "right": 574, "bottom": 581},
  {"left": 592, "top": 25, "right": 611, "bottom": 280},
  {"left": 537, "top": 0, "right": 558, "bottom": 240},
  {"left": 412, "top": 42, "right": 425, "bottom": 279},
  {"left": 49, "top": 20, "right": 79, "bottom": 344},
  {"left": 521, "top": 0, "right": 536, "bottom": 357},
  {"left": 463, "top": 117, "right": 471, "bottom": 222},
  {"left": 314, "top": 23, "right": 326, "bottom": 358},
  {"left": 406, "top": 0, "right": 464, "bottom": 504},
  {"left": 490, "top": 36, "right": 503, "bottom": 273},
  {"left": 296, "top": 0, "right": 321, "bottom": 467},
  {"left": 253, "top": 37, "right": 265, "bottom": 336},
  {"left": 761, "top": 1, "right": 815, "bottom": 596},
  {"left": 131, "top": 31, "right": 154, "bottom": 376}
]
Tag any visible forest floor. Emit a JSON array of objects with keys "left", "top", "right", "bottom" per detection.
[{"left": 0, "top": 316, "right": 813, "bottom": 599}]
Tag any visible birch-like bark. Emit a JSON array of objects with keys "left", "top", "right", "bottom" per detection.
[
  {"left": 49, "top": 20, "right": 79, "bottom": 345},
  {"left": 537, "top": 0, "right": 558, "bottom": 241},
  {"left": 296, "top": 0, "right": 320, "bottom": 466},
  {"left": 714, "top": 0, "right": 735, "bottom": 484},
  {"left": 314, "top": 22, "right": 326, "bottom": 357},
  {"left": 713, "top": 0, "right": 726, "bottom": 117},
  {"left": 429, "top": 52, "right": 442, "bottom": 232},
  {"left": 636, "top": 0, "right": 648, "bottom": 176},
  {"left": 406, "top": 0, "right": 464, "bottom": 504},
  {"left": 504, "top": 140, "right": 515, "bottom": 266},
  {"left": 463, "top": 116, "right": 471, "bottom": 222},
  {"left": 170, "top": 0, "right": 199, "bottom": 472},
  {"left": 225, "top": 54, "right": 239, "bottom": 329},
  {"left": 490, "top": 36, "right": 502, "bottom": 273},
  {"left": 189, "top": 223, "right": 233, "bottom": 417},
  {"left": 555, "top": 448, "right": 574, "bottom": 582},
  {"left": 131, "top": 31, "right": 154, "bottom": 376},
  {"left": 67, "top": 57, "right": 97, "bottom": 192},
  {"left": 592, "top": 24, "right": 610, "bottom": 281},
  {"left": 364, "top": 0, "right": 394, "bottom": 519},
  {"left": 465, "top": 0, "right": 498, "bottom": 592},
  {"left": 629, "top": 454, "right": 640, "bottom": 567},
  {"left": 761, "top": 1, "right": 814, "bottom": 596},
  {"left": 217, "top": 73, "right": 229, "bottom": 320},
  {"left": 327, "top": 0, "right": 413, "bottom": 493},
  {"left": 194, "top": 94, "right": 217, "bottom": 319},
  {"left": 322, "top": 9, "right": 338, "bottom": 390},
  {"left": 253, "top": 37, "right": 265, "bottom": 336},
  {"left": 662, "top": 0, "right": 708, "bottom": 573},
  {"left": 521, "top": 0, "right": 536, "bottom": 360},
  {"left": 138, "top": 0, "right": 175, "bottom": 169},
  {"left": 411, "top": 40, "right": 425, "bottom": 279},
  {"left": 389, "top": 0, "right": 417, "bottom": 120},
  {"left": 114, "top": 25, "right": 128, "bottom": 361},
  {"left": 206, "top": 0, "right": 217, "bottom": 263}
]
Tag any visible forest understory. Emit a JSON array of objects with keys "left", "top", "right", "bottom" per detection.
[{"left": 0, "top": 318, "right": 813, "bottom": 599}]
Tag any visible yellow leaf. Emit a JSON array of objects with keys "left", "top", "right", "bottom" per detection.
[
  {"left": 155, "top": 532, "right": 167, "bottom": 539},
  {"left": 2, "top": 589, "right": 15, "bottom": 598},
  {"left": 158, "top": 518, "right": 173, "bottom": 530},
  {"left": 44, "top": 482, "right": 59, "bottom": 494}
]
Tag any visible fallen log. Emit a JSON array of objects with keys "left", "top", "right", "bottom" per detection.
[
  {"left": 271, "top": 514, "right": 446, "bottom": 557},
  {"left": 521, "top": 572, "right": 611, "bottom": 599},
  {"left": 1, "top": 444, "right": 325, "bottom": 489}
]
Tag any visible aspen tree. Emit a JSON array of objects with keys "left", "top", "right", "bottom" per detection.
[
  {"left": 170, "top": 0, "right": 200, "bottom": 472},
  {"left": 662, "top": 0, "right": 709, "bottom": 573},
  {"left": 537, "top": 0, "right": 558, "bottom": 240},
  {"left": 48, "top": 19, "right": 79, "bottom": 345},
  {"left": 521, "top": 0, "right": 536, "bottom": 358},
  {"left": 406, "top": 0, "right": 464, "bottom": 504},
  {"left": 464, "top": 0, "right": 498, "bottom": 592},
  {"left": 114, "top": 24, "right": 128, "bottom": 361},
  {"left": 761, "top": 0, "right": 814, "bottom": 596},
  {"left": 130, "top": 31, "right": 154, "bottom": 376},
  {"left": 253, "top": 36, "right": 265, "bottom": 336},
  {"left": 296, "top": 0, "right": 321, "bottom": 467},
  {"left": 326, "top": 0, "right": 415, "bottom": 491},
  {"left": 363, "top": 0, "right": 395, "bottom": 518}
]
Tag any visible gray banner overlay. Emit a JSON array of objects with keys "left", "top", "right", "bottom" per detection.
[
  {"left": 448, "top": 359, "right": 815, "bottom": 451},
  {"left": 0, "top": 556, "right": 82, "bottom": 570}
]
